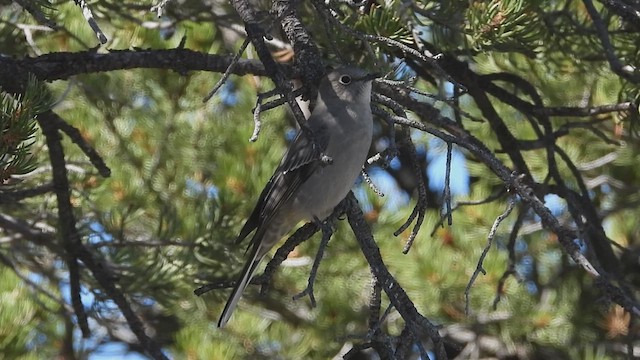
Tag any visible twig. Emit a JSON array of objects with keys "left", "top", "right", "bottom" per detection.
[
  {"left": 555, "top": 117, "right": 620, "bottom": 145},
  {"left": 367, "top": 277, "right": 383, "bottom": 334},
  {"left": 0, "top": 48, "right": 267, "bottom": 83},
  {"left": 431, "top": 190, "right": 506, "bottom": 236},
  {"left": 250, "top": 96, "right": 263, "bottom": 142},
  {"left": 14, "top": 0, "right": 58, "bottom": 29},
  {"left": 398, "top": 128, "right": 428, "bottom": 254},
  {"left": 442, "top": 141, "right": 453, "bottom": 226},
  {"left": 0, "top": 252, "right": 74, "bottom": 314},
  {"left": 37, "top": 113, "right": 90, "bottom": 339},
  {"left": 231, "top": 0, "right": 331, "bottom": 165},
  {"left": 38, "top": 112, "right": 169, "bottom": 360},
  {"left": 248, "top": 88, "right": 294, "bottom": 142},
  {"left": 378, "top": 79, "right": 481, "bottom": 122},
  {"left": 257, "top": 222, "right": 321, "bottom": 295},
  {"left": 465, "top": 195, "right": 516, "bottom": 315},
  {"left": 365, "top": 149, "right": 395, "bottom": 167},
  {"left": 292, "top": 217, "right": 334, "bottom": 306},
  {"left": 493, "top": 205, "right": 527, "bottom": 309},
  {"left": 0, "top": 213, "right": 55, "bottom": 247},
  {"left": 257, "top": 88, "right": 304, "bottom": 113},
  {"left": 345, "top": 192, "right": 448, "bottom": 359},
  {"left": 597, "top": 0, "right": 640, "bottom": 25},
  {"left": 196, "top": 210, "right": 338, "bottom": 298},
  {"left": 0, "top": 183, "right": 54, "bottom": 204},
  {"left": 578, "top": 152, "right": 619, "bottom": 171},
  {"left": 583, "top": 0, "right": 640, "bottom": 83},
  {"left": 533, "top": 102, "right": 637, "bottom": 117},
  {"left": 74, "top": 0, "right": 108, "bottom": 44},
  {"left": 313, "top": 0, "right": 462, "bottom": 90},
  {"left": 150, "top": 0, "right": 173, "bottom": 17},
  {"left": 361, "top": 169, "right": 384, "bottom": 197},
  {"left": 49, "top": 114, "right": 111, "bottom": 177},
  {"left": 203, "top": 38, "right": 251, "bottom": 103},
  {"left": 372, "top": 96, "right": 428, "bottom": 252}
]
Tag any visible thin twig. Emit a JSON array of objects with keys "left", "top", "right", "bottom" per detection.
[
  {"left": 203, "top": 38, "right": 251, "bottom": 103},
  {"left": 372, "top": 96, "right": 429, "bottom": 251},
  {"left": 598, "top": 0, "right": 640, "bottom": 24},
  {"left": 0, "top": 183, "right": 54, "bottom": 204},
  {"left": 442, "top": 141, "right": 453, "bottom": 226},
  {"left": 248, "top": 88, "right": 297, "bottom": 142},
  {"left": 465, "top": 195, "right": 517, "bottom": 315},
  {"left": 493, "top": 205, "right": 527, "bottom": 309},
  {"left": 250, "top": 97, "right": 263, "bottom": 142},
  {"left": 398, "top": 128, "right": 427, "bottom": 254},
  {"left": 14, "top": 0, "right": 58, "bottom": 29},
  {"left": 378, "top": 79, "right": 481, "bottom": 122},
  {"left": 534, "top": 102, "right": 637, "bottom": 117},
  {"left": 582, "top": 0, "right": 640, "bottom": 83},
  {"left": 150, "top": 0, "right": 173, "bottom": 17},
  {"left": 74, "top": 0, "right": 108, "bottom": 44},
  {"left": 314, "top": 0, "right": 463, "bottom": 90},
  {"left": 361, "top": 169, "right": 384, "bottom": 197},
  {"left": 0, "top": 252, "right": 74, "bottom": 314},
  {"left": 365, "top": 149, "right": 395, "bottom": 167},
  {"left": 292, "top": 218, "right": 334, "bottom": 306},
  {"left": 431, "top": 190, "right": 506, "bottom": 236},
  {"left": 257, "top": 221, "right": 321, "bottom": 295},
  {"left": 49, "top": 114, "right": 111, "bottom": 177}
]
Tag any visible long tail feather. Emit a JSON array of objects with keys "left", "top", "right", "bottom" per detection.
[{"left": 218, "top": 238, "right": 263, "bottom": 328}]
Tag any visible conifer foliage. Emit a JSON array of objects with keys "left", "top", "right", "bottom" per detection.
[{"left": 1, "top": 0, "right": 639, "bottom": 358}]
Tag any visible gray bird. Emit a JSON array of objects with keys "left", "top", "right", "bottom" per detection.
[{"left": 218, "top": 66, "right": 376, "bottom": 327}]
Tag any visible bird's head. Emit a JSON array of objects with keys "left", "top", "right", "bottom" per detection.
[{"left": 318, "top": 67, "right": 378, "bottom": 104}]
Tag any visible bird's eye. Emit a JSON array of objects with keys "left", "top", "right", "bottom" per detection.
[{"left": 339, "top": 75, "right": 352, "bottom": 85}]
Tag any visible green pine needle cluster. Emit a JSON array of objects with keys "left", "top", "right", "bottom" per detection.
[
  {"left": 1, "top": 0, "right": 639, "bottom": 359},
  {"left": 0, "top": 75, "right": 51, "bottom": 181}
]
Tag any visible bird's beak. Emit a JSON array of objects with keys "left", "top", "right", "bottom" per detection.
[{"left": 358, "top": 72, "right": 380, "bottom": 82}]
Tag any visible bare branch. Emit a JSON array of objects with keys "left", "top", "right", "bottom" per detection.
[
  {"left": 150, "top": 0, "right": 173, "bottom": 17},
  {"left": 0, "top": 182, "right": 54, "bottom": 204},
  {"left": 493, "top": 205, "right": 528, "bottom": 310},
  {"left": 292, "top": 218, "right": 334, "bottom": 306},
  {"left": 345, "top": 192, "right": 448, "bottom": 359},
  {"left": 534, "top": 102, "right": 638, "bottom": 117},
  {"left": 203, "top": 38, "right": 251, "bottom": 102},
  {"left": 583, "top": 0, "right": 640, "bottom": 83},
  {"left": 442, "top": 141, "right": 453, "bottom": 226},
  {"left": 465, "top": 195, "right": 517, "bottom": 315},
  {"left": 14, "top": 0, "right": 58, "bottom": 29},
  {"left": 0, "top": 49, "right": 266, "bottom": 85},
  {"left": 431, "top": 191, "right": 506, "bottom": 236},
  {"left": 38, "top": 112, "right": 169, "bottom": 360},
  {"left": 361, "top": 169, "right": 385, "bottom": 197},
  {"left": 37, "top": 113, "right": 90, "bottom": 339},
  {"left": 49, "top": 114, "right": 111, "bottom": 178},
  {"left": 74, "top": 0, "right": 108, "bottom": 44}
]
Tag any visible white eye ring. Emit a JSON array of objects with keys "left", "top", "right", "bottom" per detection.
[{"left": 339, "top": 75, "right": 352, "bottom": 85}]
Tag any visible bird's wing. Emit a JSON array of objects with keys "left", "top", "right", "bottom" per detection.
[{"left": 235, "top": 123, "right": 329, "bottom": 245}]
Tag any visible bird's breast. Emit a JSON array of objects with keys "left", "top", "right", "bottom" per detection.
[{"left": 292, "top": 120, "right": 372, "bottom": 221}]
